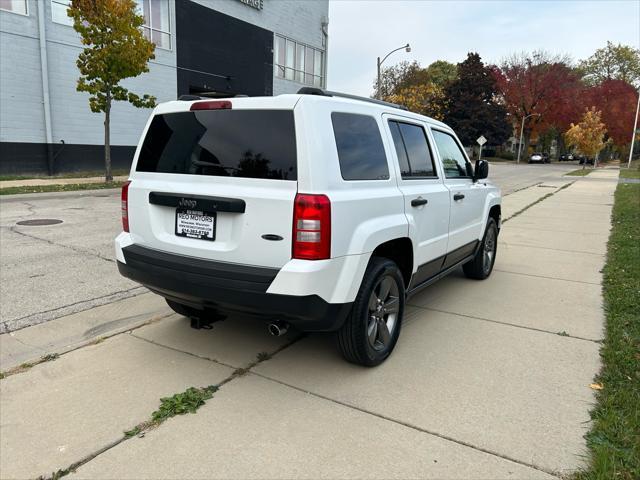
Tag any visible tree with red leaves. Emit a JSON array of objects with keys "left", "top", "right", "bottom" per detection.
[
  {"left": 494, "top": 52, "right": 584, "bottom": 156},
  {"left": 583, "top": 79, "right": 639, "bottom": 150}
]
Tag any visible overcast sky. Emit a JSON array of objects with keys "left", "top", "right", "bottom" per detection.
[{"left": 326, "top": 0, "right": 640, "bottom": 96}]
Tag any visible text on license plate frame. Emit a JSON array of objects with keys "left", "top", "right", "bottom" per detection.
[{"left": 175, "top": 209, "right": 216, "bottom": 241}]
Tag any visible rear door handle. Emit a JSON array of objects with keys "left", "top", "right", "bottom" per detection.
[
  {"left": 411, "top": 197, "right": 428, "bottom": 207},
  {"left": 453, "top": 193, "right": 465, "bottom": 201}
]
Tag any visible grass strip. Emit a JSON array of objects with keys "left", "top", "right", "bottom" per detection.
[
  {"left": 574, "top": 182, "right": 640, "bottom": 480},
  {"left": 0, "top": 181, "right": 124, "bottom": 195},
  {"left": 0, "top": 169, "right": 129, "bottom": 182},
  {"left": 565, "top": 168, "right": 593, "bottom": 177}
]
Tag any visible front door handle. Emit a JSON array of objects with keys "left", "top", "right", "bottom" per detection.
[
  {"left": 453, "top": 193, "right": 465, "bottom": 201},
  {"left": 411, "top": 197, "right": 428, "bottom": 207}
]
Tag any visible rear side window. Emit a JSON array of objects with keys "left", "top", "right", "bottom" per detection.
[
  {"left": 388, "top": 120, "right": 437, "bottom": 178},
  {"left": 331, "top": 112, "right": 389, "bottom": 181},
  {"left": 136, "top": 110, "right": 297, "bottom": 180}
]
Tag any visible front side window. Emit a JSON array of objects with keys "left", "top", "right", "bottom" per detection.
[
  {"left": 1, "top": 0, "right": 28, "bottom": 15},
  {"left": 332, "top": 112, "right": 389, "bottom": 181},
  {"left": 431, "top": 129, "right": 472, "bottom": 178},
  {"left": 137, "top": 110, "right": 297, "bottom": 180},
  {"left": 388, "top": 120, "right": 437, "bottom": 179},
  {"left": 274, "top": 34, "right": 324, "bottom": 87}
]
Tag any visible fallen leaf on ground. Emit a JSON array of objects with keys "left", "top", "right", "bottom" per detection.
[{"left": 589, "top": 383, "right": 604, "bottom": 390}]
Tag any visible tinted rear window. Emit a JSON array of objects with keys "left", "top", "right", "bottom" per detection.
[
  {"left": 331, "top": 112, "right": 389, "bottom": 181},
  {"left": 136, "top": 110, "right": 297, "bottom": 180}
]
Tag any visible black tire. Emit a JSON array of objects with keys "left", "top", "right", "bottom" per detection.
[
  {"left": 463, "top": 218, "right": 498, "bottom": 280},
  {"left": 337, "top": 257, "right": 405, "bottom": 367}
]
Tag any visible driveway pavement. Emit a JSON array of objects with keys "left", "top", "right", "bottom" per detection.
[{"left": 0, "top": 168, "right": 616, "bottom": 479}]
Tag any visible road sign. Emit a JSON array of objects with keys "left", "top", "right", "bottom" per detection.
[{"left": 477, "top": 135, "right": 487, "bottom": 146}]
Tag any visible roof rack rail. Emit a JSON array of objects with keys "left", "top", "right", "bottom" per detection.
[{"left": 297, "top": 87, "right": 408, "bottom": 111}]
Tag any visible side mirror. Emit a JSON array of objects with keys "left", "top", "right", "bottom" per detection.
[{"left": 474, "top": 160, "right": 489, "bottom": 181}]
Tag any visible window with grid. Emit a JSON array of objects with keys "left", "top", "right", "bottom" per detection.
[
  {"left": 0, "top": 0, "right": 28, "bottom": 15},
  {"left": 274, "top": 34, "right": 324, "bottom": 87},
  {"left": 50, "top": 0, "right": 171, "bottom": 51}
]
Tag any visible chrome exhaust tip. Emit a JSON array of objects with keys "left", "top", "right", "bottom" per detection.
[{"left": 268, "top": 321, "right": 289, "bottom": 337}]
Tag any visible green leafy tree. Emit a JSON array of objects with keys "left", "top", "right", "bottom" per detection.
[
  {"left": 68, "top": 0, "right": 156, "bottom": 181},
  {"left": 443, "top": 53, "right": 511, "bottom": 150},
  {"left": 579, "top": 41, "right": 640, "bottom": 86},
  {"left": 424, "top": 60, "right": 457, "bottom": 89},
  {"left": 373, "top": 60, "right": 430, "bottom": 99}
]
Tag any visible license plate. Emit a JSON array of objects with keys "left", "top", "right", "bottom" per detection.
[{"left": 175, "top": 209, "right": 216, "bottom": 241}]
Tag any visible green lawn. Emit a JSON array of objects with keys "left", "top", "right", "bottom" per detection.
[
  {"left": 574, "top": 182, "right": 640, "bottom": 480},
  {"left": 565, "top": 168, "right": 593, "bottom": 176},
  {"left": 0, "top": 181, "right": 124, "bottom": 195},
  {"left": 0, "top": 169, "right": 129, "bottom": 182}
]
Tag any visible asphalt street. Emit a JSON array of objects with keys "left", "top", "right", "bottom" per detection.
[{"left": 0, "top": 162, "right": 576, "bottom": 333}]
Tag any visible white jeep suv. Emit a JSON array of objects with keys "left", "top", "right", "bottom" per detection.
[{"left": 115, "top": 88, "right": 501, "bottom": 366}]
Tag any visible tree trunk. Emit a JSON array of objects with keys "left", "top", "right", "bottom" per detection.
[{"left": 104, "top": 94, "right": 112, "bottom": 182}]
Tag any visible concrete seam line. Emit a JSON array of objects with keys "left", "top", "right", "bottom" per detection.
[
  {"left": 492, "top": 268, "right": 601, "bottom": 286},
  {"left": 250, "top": 371, "right": 563, "bottom": 478},
  {"left": 128, "top": 333, "right": 237, "bottom": 371},
  {"left": 407, "top": 305, "right": 602, "bottom": 344},
  {"left": 0, "top": 286, "right": 148, "bottom": 334},
  {"left": 0, "top": 313, "right": 173, "bottom": 380},
  {"left": 503, "top": 181, "right": 575, "bottom": 223},
  {"left": 39, "top": 333, "right": 306, "bottom": 479},
  {"left": 497, "top": 241, "right": 605, "bottom": 257}
]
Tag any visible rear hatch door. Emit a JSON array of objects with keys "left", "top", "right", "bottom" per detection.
[{"left": 127, "top": 103, "right": 298, "bottom": 268}]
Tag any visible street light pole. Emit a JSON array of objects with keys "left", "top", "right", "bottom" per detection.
[
  {"left": 517, "top": 113, "right": 540, "bottom": 164},
  {"left": 376, "top": 43, "right": 411, "bottom": 99},
  {"left": 628, "top": 89, "right": 640, "bottom": 169}
]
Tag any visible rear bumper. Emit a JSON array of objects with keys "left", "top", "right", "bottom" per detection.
[{"left": 117, "top": 244, "right": 352, "bottom": 331}]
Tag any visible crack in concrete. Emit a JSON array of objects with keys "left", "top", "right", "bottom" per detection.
[
  {"left": 38, "top": 330, "right": 306, "bottom": 479},
  {"left": 8, "top": 225, "right": 115, "bottom": 263},
  {"left": 251, "top": 371, "right": 563, "bottom": 479}
]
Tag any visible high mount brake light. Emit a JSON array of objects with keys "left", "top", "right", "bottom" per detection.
[
  {"left": 190, "top": 100, "right": 232, "bottom": 111},
  {"left": 121, "top": 180, "right": 131, "bottom": 232},
  {"left": 292, "top": 194, "right": 331, "bottom": 260}
]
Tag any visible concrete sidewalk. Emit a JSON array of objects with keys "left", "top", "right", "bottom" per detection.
[
  {"left": 0, "top": 171, "right": 617, "bottom": 479},
  {"left": 0, "top": 176, "right": 128, "bottom": 189}
]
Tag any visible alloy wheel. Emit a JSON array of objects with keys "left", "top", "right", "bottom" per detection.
[{"left": 366, "top": 275, "right": 400, "bottom": 351}]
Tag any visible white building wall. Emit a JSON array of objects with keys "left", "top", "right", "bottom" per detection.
[{"left": 0, "top": 0, "right": 328, "bottom": 150}]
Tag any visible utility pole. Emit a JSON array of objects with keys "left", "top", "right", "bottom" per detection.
[
  {"left": 376, "top": 44, "right": 411, "bottom": 99},
  {"left": 628, "top": 89, "right": 640, "bottom": 169},
  {"left": 517, "top": 113, "right": 540, "bottom": 164}
]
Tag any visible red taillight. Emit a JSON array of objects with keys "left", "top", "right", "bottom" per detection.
[
  {"left": 292, "top": 194, "right": 331, "bottom": 260},
  {"left": 190, "top": 100, "right": 232, "bottom": 111},
  {"left": 121, "top": 180, "right": 131, "bottom": 232}
]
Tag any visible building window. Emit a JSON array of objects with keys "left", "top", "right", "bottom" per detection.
[
  {"left": 51, "top": 0, "right": 72, "bottom": 25},
  {"left": 136, "top": 0, "right": 171, "bottom": 50},
  {"left": 0, "top": 0, "right": 28, "bottom": 15},
  {"left": 274, "top": 34, "right": 324, "bottom": 87}
]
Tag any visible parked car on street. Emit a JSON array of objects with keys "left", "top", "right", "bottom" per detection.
[
  {"left": 115, "top": 88, "right": 502, "bottom": 366},
  {"left": 579, "top": 156, "right": 594, "bottom": 165},
  {"left": 559, "top": 153, "right": 575, "bottom": 162},
  {"left": 529, "top": 152, "right": 549, "bottom": 164}
]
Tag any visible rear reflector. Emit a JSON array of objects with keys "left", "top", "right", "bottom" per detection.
[
  {"left": 121, "top": 180, "right": 131, "bottom": 232},
  {"left": 292, "top": 194, "right": 331, "bottom": 260},
  {"left": 190, "top": 100, "right": 232, "bottom": 111}
]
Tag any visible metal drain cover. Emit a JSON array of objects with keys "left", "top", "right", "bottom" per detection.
[{"left": 16, "top": 219, "right": 63, "bottom": 226}]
